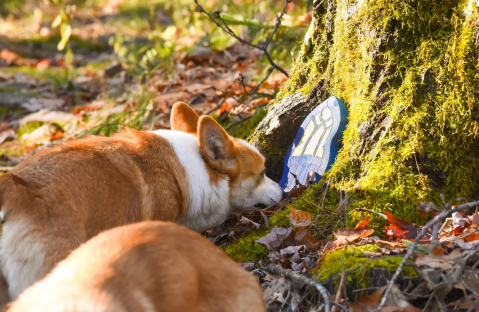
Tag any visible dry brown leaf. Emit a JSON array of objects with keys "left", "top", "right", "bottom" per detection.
[
  {"left": 281, "top": 227, "right": 318, "bottom": 251},
  {"left": 385, "top": 211, "right": 420, "bottom": 241},
  {"left": 287, "top": 207, "right": 311, "bottom": 227},
  {"left": 255, "top": 226, "right": 292, "bottom": 250},
  {"left": 0, "top": 128, "right": 15, "bottom": 145},
  {"left": 350, "top": 285, "right": 421, "bottom": 312},
  {"left": 472, "top": 207, "right": 479, "bottom": 227},
  {"left": 35, "top": 59, "right": 50, "bottom": 70},
  {"left": 429, "top": 246, "right": 445, "bottom": 257},
  {"left": 462, "top": 270, "right": 479, "bottom": 295},
  {"left": 415, "top": 254, "right": 453, "bottom": 270},
  {"left": 155, "top": 92, "right": 191, "bottom": 112},
  {"left": 326, "top": 228, "right": 374, "bottom": 249},
  {"left": 353, "top": 216, "right": 371, "bottom": 230},
  {"left": 452, "top": 211, "right": 472, "bottom": 235},
  {"left": 448, "top": 296, "right": 479, "bottom": 310}
]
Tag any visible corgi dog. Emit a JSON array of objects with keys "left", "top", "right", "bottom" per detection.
[
  {"left": 6, "top": 221, "right": 266, "bottom": 312},
  {"left": 0, "top": 102, "right": 283, "bottom": 303}
]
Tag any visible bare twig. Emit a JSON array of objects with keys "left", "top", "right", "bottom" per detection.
[
  {"left": 195, "top": 0, "right": 290, "bottom": 111},
  {"left": 195, "top": 0, "right": 289, "bottom": 77},
  {"left": 265, "top": 264, "right": 332, "bottom": 312},
  {"left": 378, "top": 200, "right": 479, "bottom": 310},
  {"left": 354, "top": 208, "right": 387, "bottom": 220}
]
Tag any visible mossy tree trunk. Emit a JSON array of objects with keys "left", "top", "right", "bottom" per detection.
[{"left": 252, "top": 0, "right": 479, "bottom": 224}]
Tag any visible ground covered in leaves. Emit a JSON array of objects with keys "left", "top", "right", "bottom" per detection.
[{"left": 2, "top": 1, "right": 479, "bottom": 311}]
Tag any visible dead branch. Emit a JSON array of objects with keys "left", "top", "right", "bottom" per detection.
[
  {"left": 195, "top": 0, "right": 290, "bottom": 110},
  {"left": 378, "top": 199, "right": 479, "bottom": 310},
  {"left": 354, "top": 208, "right": 387, "bottom": 220},
  {"left": 265, "top": 264, "right": 332, "bottom": 312},
  {"left": 194, "top": 0, "right": 289, "bottom": 77}
]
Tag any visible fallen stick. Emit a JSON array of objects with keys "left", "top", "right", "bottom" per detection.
[
  {"left": 354, "top": 208, "right": 387, "bottom": 219},
  {"left": 378, "top": 199, "right": 479, "bottom": 310},
  {"left": 265, "top": 264, "right": 332, "bottom": 312}
]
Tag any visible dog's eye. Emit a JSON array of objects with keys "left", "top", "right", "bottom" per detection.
[{"left": 260, "top": 170, "right": 266, "bottom": 177}]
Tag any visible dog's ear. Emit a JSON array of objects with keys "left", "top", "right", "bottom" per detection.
[
  {"left": 198, "top": 116, "right": 238, "bottom": 174},
  {"left": 170, "top": 102, "right": 199, "bottom": 135}
]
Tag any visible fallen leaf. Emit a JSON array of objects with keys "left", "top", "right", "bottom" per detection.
[
  {"left": 291, "top": 228, "right": 318, "bottom": 251},
  {"left": 22, "top": 98, "right": 64, "bottom": 113},
  {"left": 287, "top": 207, "right": 311, "bottom": 227},
  {"left": 448, "top": 296, "right": 479, "bottom": 310},
  {"left": 155, "top": 92, "right": 191, "bottom": 112},
  {"left": 353, "top": 216, "right": 371, "bottom": 230},
  {"left": 462, "top": 270, "right": 479, "bottom": 295},
  {"left": 350, "top": 285, "right": 421, "bottom": 312},
  {"left": 182, "top": 82, "right": 214, "bottom": 94},
  {"left": 429, "top": 246, "right": 446, "bottom": 257},
  {"left": 262, "top": 275, "right": 291, "bottom": 305},
  {"left": 385, "top": 211, "right": 420, "bottom": 240},
  {"left": 452, "top": 211, "right": 472, "bottom": 235},
  {"left": 0, "top": 129, "right": 15, "bottom": 145},
  {"left": 49, "top": 130, "right": 63, "bottom": 141},
  {"left": 255, "top": 226, "right": 292, "bottom": 250},
  {"left": 415, "top": 254, "right": 453, "bottom": 270},
  {"left": 326, "top": 228, "right": 374, "bottom": 249},
  {"left": 280, "top": 245, "right": 306, "bottom": 256},
  {"left": 20, "top": 110, "right": 75, "bottom": 125},
  {"left": 462, "top": 232, "right": 479, "bottom": 242},
  {"left": 472, "top": 207, "right": 479, "bottom": 227},
  {"left": 0, "top": 49, "right": 32, "bottom": 65},
  {"left": 417, "top": 201, "right": 443, "bottom": 216},
  {"left": 35, "top": 59, "right": 50, "bottom": 70}
]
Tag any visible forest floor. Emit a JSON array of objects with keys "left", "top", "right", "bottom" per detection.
[{"left": 2, "top": 1, "right": 479, "bottom": 311}]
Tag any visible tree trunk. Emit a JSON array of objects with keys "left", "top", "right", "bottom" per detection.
[{"left": 251, "top": 0, "right": 479, "bottom": 223}]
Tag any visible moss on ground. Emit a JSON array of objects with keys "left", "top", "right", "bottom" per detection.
[
  {"left": 314, "top": 245, "right": 417, "bottom": 287},
  {"left": 223, "top": 210, "right": 290, "bottom": 262}
]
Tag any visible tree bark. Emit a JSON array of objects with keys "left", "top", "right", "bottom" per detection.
[{"left": 251, "top": 0, "right": 479, "bottom": 222}]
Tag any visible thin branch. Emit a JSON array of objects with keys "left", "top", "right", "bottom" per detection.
[
  {"left": 354, "top": 208, "right": 387, "bottom": 220},
  {"left": 195, "top": 0, "right": 290, "bottom": 112},
  {"left": 265, "top": 264, "right": 332, "bottom": 312},
  {"left": 378, "top": 200, "right": 479, "bottom": 310},
  {"left": 195, "top": 0, "right": 289, "bottom": 77}
]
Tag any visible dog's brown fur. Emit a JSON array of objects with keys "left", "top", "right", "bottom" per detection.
[
  {"left": 170, "top": 102, "right": 199, "bottom": 135},
  {"left": 0, "top": 129, "right": 190, "bottom": 303},
  {"left": 6, "top": 221, "right": 266, "bottom": 312},
  {"left": 0, "top": 102, "right": 283, "bottom": 306}
]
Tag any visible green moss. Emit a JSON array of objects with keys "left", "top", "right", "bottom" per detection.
[
  {"left": 314, "top": 245, "right": 417, "bottom": 287},
  {"left": 17, "top": 122, "right": 43, "bottom": 139},
  {"left": 223, "top": 210, "right": 290, "bottom": 262},
  {"left": 0, "top": 66, "right": 67, "bottom": 82},
  {"left": 227, "top": 109, "right": 268, "bottom": 139},
  {"left": 253, "top": 0, "right": 479, "bottom": 229}
]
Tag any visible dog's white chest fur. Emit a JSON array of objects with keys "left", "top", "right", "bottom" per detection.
[{"left": 151, "top": 130, "right": 230, "bottom": 232}]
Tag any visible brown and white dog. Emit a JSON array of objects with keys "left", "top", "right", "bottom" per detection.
[
  {"left": 0, "top": 102, "right": 282, "bottom": 302},
  {"left": 6, "top": 221, "right": 266, "bottom": 312}
]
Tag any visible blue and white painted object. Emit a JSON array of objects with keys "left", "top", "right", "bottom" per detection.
[{"left": 279, "top": 96, "right": 348, "bottom": 192}]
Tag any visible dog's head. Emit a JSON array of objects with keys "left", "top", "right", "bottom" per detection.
[{"left": 171, "top": 102, "right": 283, "bottom": 210}]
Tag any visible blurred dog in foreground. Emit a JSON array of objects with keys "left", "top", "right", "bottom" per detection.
[{"left": 6, "top": 221, "right": 266, "bottom": 312}]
